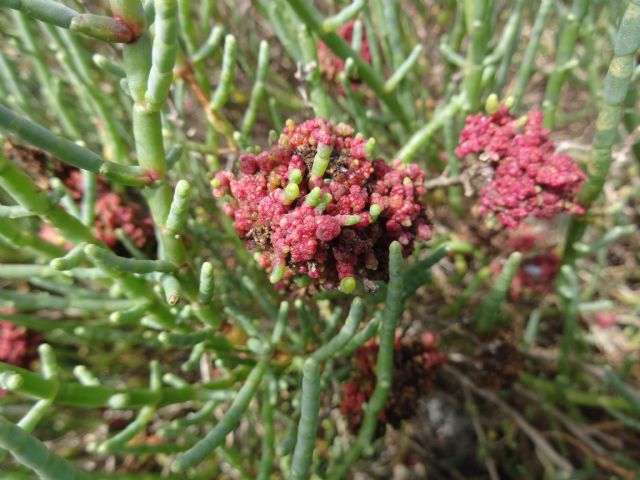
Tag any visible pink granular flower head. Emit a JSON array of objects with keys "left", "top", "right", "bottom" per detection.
[
  {"left": 456, "top": 107, "right": 586, "bottom": 229},
  {"left": 497, "top": 229, "right": 561, "bottom": 300},
  {"left": 213, "top": 118, "right": 432, "bottom": 291},
  {"left": 93, "top": 192, "right": 154, "bottom": 249},
  {"left": 340, "top": 331, "right": 445, "bottom": 433},
  {"left": 317, "top": 20, "right": 372, "bottom": 82},
  {"left": 0, "top": 308, "right": 39, "bottom": 396},
  {"left": 0, "top": 321, "right": 31, "bottom": 367},
  {"left": 40, "top": 171, "right": 154, "bottom": 251}
]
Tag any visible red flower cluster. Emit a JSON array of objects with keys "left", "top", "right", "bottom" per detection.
[
  {"left": 456, "top": 107, "right": 586, "bottom": 228},
  {"left": 213, "top": 118, "right": 431, "bottom": 291},
  {"left": 317, "top": 20, "right": 371, "bottom": 81},
  {"left": 496, "top": 230, "right": 561, "bottom": 300},
  {"left": 340, "top": 331, "right": 445, "bottom": 432},
  {"left": 0, "top": 311, "right": 40, "bottom": 397},
  {"left": 92, "top": 192, "right": 153, "bottom": 249},
  {"left": 0, "top": 321, "right": 32, "bottom": 367},
  {"left": 41, "top": 171, "right": 153, "bottom": 251},
  {"left": 0, "top": 309, "right": 39, "bottom": 395}
]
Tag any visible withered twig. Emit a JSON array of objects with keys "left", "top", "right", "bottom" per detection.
[
  {"left": 460, "top": 381, "right": 500, "bottom": 480},
  {"left": 443, "top": 365, "right": 574, "bottom": 473}
]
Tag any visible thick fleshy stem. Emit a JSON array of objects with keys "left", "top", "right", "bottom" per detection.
[
  {"left": 0, "top": 0, "right": 137, "bottom": 43},
  {"left": 171, "top": 361, "right": 267, "bottom": 472},
  {"left": 50, "top": 243, "right": 87, "bottom": 271},
  {"left": 12, "top": 344, "right": 59, "bottom": 437},
  {"left": 191, "top": 25, "right": 225, "bottom": 63},
  {"left": 240, "top": 40, "right": 270, "bottom": 142},
  {"left": 210, "top": 35, "right": 237, "bottom": 111},
  {"left": 257, "top": 377, "right": 276, "bottom": 480},
  {"left": 310, "top": 142, "right": 333, "bottom": 178},
  {"left": 474, "top": 251, "right": 522, "bottom": 333},
  {"left": 558, "top": 265, "right": 580, "bottom": 376},
  {"left": 198, "top": 261, "right": 215, "bottom": 304},
  {"left": 396, "top": 94, "right": 465, "bottom": 163},
  {"left": 322, "top": 0, "right": 365, "bottom": 31},
  {"left": 284, "top": 0, "right": 410, "bottom": 127},
  {"left": 0, "top": 415, "right": 89, "bottom": 480},
  {"left": 563, "top": 0, "right": 640, "bottom": 264},
  {"left": 299, "top": 24, "right": 331, "bottom": 118},
  {"left": 145, "top": 0, "right": 179, "bottom": 112},
  {"left": 96, "top": 361, "right": 162, "bottom": 453},
  {"left": 0, "top": 153, "right": 96, "bottom": 245},
  {"left": 0, "top": 105, "right": 149, "bottom": 186},
  {"left": 463, "top": 0, "right": 490, "bottom": 111},
  {"left": 290, "top": 358, "right": 321, "bottom": 480},
  {"left": 542, "top": 0, "right": 592, "bottom": 128},
  {"left": 402, "top": 245, "right": 450, "bottom": 299},
  {"left": 328, "top": 242, "right": 404, "bottom": 479},
  {"left": 0, "top": 361, "right": 237, "bottom": 408},
  {"left": 84, "top": 244, "right": 174, "bottom": 274},
  {"left": 384, "top": 45, "right": 423, "bottom": 93},
  {"left": 312, "top": 297, "right": 363, "bottom": 362},
  {"left": 166, "top": 180, "right": 191, "bottom": 235},
  {"left": 512, "top": 0, "right": 553, "bottom": 109}
]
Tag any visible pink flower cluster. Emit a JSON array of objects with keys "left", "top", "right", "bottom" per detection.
[
  {"left": 0, "top": 321, "right": 31, "bottom": 367},
  {"left": 317, "top": 20, "right": 371, "bottom": 81},
  {"left": 41, "top": 171, "right": 153, "bottom": 251},
  {"left": 0, "top": 309, "right": 39, "bottom": 395},
  {"left": 340, "top": 331, "right": 445, "bottom": 432},
  {"left": 213, "top": 118, "right": 431, "bottom": 290},
  {"left": 456, "top": 107, "right": 586, "bottom": 228},
  {"left": 497, "top": 230, "right": 561, "bottom": 300},
  {"left": 92, "top": 192, "right": 153, "bottom": 249}
]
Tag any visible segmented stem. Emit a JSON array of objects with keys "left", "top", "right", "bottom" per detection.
[
  {"left": 290, "top": 358, "right": 321, "bottom": 480},
  {"left": 0, "top": 415, "right": 89, "bottom": 480},
  {"left": 172, "top": 361, "right": 267, "bottom": 471},
  {"left": 563, "top": 0, "right": 640, "bottom": 263},
  {"left": 328, "top": 242, "right": 404, "bottom": 479},
  {"left": 542, "top": 0, "right": 592, "bottom": 128}
]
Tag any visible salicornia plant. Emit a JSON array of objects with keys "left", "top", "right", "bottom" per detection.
[{"left": 0, "top": 0, "right": 639, "bottom": 478}]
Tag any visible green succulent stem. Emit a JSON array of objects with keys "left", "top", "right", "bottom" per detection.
[
  {"left": 284, "top": 0, "right": 410, "bottom": 127},
  {"left": 329, "top": 242, "right": 404, "bottom": 478},
  {"left": 463, "top": 0, "right": 490, "bottom": 111},
  {"left": 513, "top": 0, "right": 553, "bottom": 109},
  {"left": 1, "top": 0, "right": 136, "bottom": 43},
  {"left": 0, "top": 415, "right": 89, "bottom": 480},
  {"left": 172, "top": 361, "right": 268, "bottom": 472},
  {"left": 563, "top": 0, "right": 640, "bottom": 264},
  {"left": 542, "top": 0, "right": 592, "bottom": 128},
  {"left": 290, "top": 358, "right": 322, "bottom": 480}
]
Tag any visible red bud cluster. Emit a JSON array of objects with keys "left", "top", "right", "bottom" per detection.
[
  {"left": 213, "top": 118, "right": 431, "bottom": 291},
  {"left": 456, "top": 107, "right": 586, "bottom": 229},
  {"left": 340, "top": 331, "right": 445, "bottom": 432}
]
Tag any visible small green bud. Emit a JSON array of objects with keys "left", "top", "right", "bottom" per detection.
[
  {"left": 342, "top": 215, "right": 361, "bottom": 226},
  {"left": 504, "top": 96, "right": 515, "bottom": 109},
  {"left": 369, "top": 204, "right": 382, "bottom": 220},
  {"left": 316, "top": 193, "right": 332, "bottom": 213},
  {"left": 269, "top": 263, "right": 285, "bottom": 284},
  {"left": 305, "top": 187, "right": 323, "bottom": 206},
  {"left": 283, "top": 183, "right": 300, "bottom": 204},
  {"left": 485, "top": 93, "right": 500, "bottom": 115},
  {"left": 0, "top": 372, "right": 23, "bottom": 390},
  {"left": 288, "top": 169, "right": 303, "bottom": 184},
  {"left": 310, "top": 143, "right": 333, "bottom": 178},
  {"left": 365, "top": 137, "right": 376, "bottom": 159},
  {"left": 339, "top": 277, "right": 357, "bottom": 294}
]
